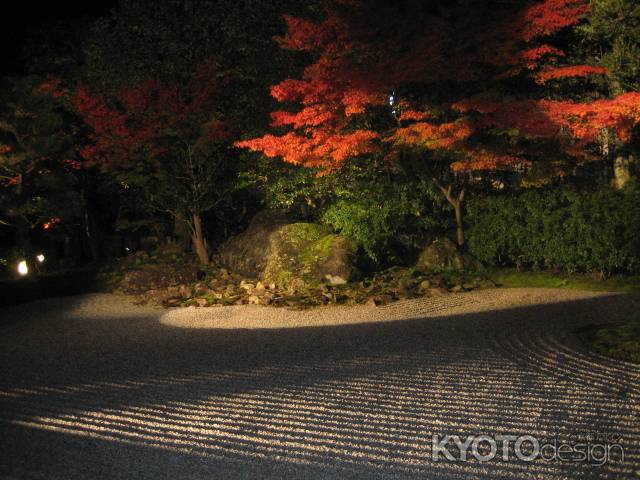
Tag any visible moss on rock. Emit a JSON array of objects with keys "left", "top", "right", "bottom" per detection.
[
  {"left": 416, "top": 237, "right": 479, "bottom": 273},
  {"left": 262, "top": 223, "right": 356, "bottom": 290}
]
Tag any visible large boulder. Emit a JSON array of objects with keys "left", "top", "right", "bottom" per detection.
[
  {"left": 262, "top": 223, "right": 355, "bottom": 289},
  {"left": 416, "top": 237, "right": 477, "bottom": 272},
  {"left": 218, "top": 212, "right": 356, "bottom": 290},
  {"left": 217, "top": 210, "right": 290, "bottom": 277}
]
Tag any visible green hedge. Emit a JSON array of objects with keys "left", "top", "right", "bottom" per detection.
[{"left": 466, "top": 183, "right": 640, "bottom": 274}]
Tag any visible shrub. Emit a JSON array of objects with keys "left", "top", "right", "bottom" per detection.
[
  {"left": 257, "top": 156, "right": 446, "bottom": 265},
  {"left": 322, "top": 181, "right": 441, "bottom": 263},
  {"left": 466, "top": 183, "right": 640, "bottom": 274}
]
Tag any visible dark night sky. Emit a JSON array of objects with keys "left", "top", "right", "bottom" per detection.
[{"left": 0, "top": 1, "right": 117, "bottom": 75}]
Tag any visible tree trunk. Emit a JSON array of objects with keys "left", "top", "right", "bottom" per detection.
[
  {"left": 453, "top": 199, "right": 465, "bottom": 247},
  {"left": 612, "top": 155, "right": 632, "bottom": 190},
  {"left": 437, "top": 183, "right": 466, "bottom": 248},
  {"left": 191, "top": 213, "right": 209, "bottom": 265}
]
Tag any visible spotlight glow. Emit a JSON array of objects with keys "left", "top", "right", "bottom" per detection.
[
  {"left": 36, "top": 254, "right": 45, "bottom": 263},
  {"left": 17, "top": 260, "right": 28, "bottom": 276}
]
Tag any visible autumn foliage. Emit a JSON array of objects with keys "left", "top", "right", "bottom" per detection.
[
  {"left": 236, "top": 0, "right": 640, "bottom": 177},
  {"left": 73, "top": 59, "right": 229, "bottom": 265},
  {"left": 74, "top": 59, "right": 227, "bottom": 169}
]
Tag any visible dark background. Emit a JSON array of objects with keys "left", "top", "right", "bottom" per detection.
[{"left": 0, "top": 2, "right": 117, "bottom": 76}]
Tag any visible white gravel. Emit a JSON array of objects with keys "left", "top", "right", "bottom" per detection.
[{"left": 0, "top": 288, "right": 639, "bottom": 479}]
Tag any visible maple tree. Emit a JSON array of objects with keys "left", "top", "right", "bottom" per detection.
[
  {"left": 74, "top": 59, "right": 230, "bottom": 265},
  {"left": 237, "top": 0, "right": 640, "bottom": 247}
]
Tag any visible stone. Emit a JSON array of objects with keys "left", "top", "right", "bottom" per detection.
[
  {"left": 194, "top": 287, "right": 212, "bottom": 297},
  {"left": 365, "top": 297, "right": 378, "bottom": 307},
  {"left": 416, "top": 238, "right": 461, "bottom": 271},
  {"left": 428, "top": 287, "right": 448, "bottom": 296},
  {"left": 419, "top": 279, "right": 432, "bottom": 291},
  {"left": 260, "top": 292, "right": 275, "bottom": 305},
  {"left": 218, "top": 212, "right": 356, "bottom": 291},
  {"left": 325, "top": 274, "right": 347, "bottom": 285},
  {"left": 397, "top": 278, "right": 413, "bottom": 292},
  {"left": 196, "top": 298, "right": 208, "bottom": 307},
  {"left": 217, "top": 210, "right": 291, "bottom": 277},
  {"left": 415, "top": 238, "right": 478, "bottom": 273},
  {"left": 248, "top": 295, "right": 262, "bottom": 305},
  {"left": 477, "top": 278, "right": 497, "bottom": 289},
  {"left": 261, "top": 223, "right": 356, "bottom": 290},
  {"left": 371, "top": 294, "right": 394, "bottom": 305},
  {"left": 179, "top": 284, "right": 192, "bottom": 299}
]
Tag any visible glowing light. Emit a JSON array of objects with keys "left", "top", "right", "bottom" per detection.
[
  {"left": 42, "top": 217, "right": 62, "bottom": 230},
  {"left": 17, "top": 260, "right": 28, "bottom": 276},
  {"left": 36, "top": 254, "right": 45, "bottom": 263}
]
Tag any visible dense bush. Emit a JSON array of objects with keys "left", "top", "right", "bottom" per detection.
[
  {"left": 467, "top": 183, "right": 640, "bottom": 274},
  {"left": 255, "top": 157, "right": 447, "bottom": 265},
  {"left": 322, "top": 179, "right": 443, "bottom": 264}
]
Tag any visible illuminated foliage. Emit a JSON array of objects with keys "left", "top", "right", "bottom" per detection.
[
  {"left": 237, "top": 0, "right": 639, "bottom": 177},
  {"left": 235, "top": 0, "right": 640, "bottom": 249},
  {"left": 74, "top": 60, "right": 231, "bottom": 265},
  {"left": 74, "top": 59, "right": 225, "bottom": 169}
]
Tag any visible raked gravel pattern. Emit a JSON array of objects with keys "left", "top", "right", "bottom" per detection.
[{"left": 0, "top": 288, "right": 639, "bottom": 479}]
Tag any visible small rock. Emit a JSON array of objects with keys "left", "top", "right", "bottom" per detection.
[
  {"left": 178, "top": 284, "right": 192, "bottom": 299},
  {"left": 365, "top": 297, "right": 378, "bottom": 307},
  {"left": 419, "top": 279, "right": 432, "bottom": 291},
  {"left": 449, "top": 285, "right": 464, "bottom": 293},
  {"left": 477, "top": 279, "right": 497, "bottom": 289},
  {"left": 248, "top": 295, "right": 262, "bottom": 305},
  {"left": 371, "top": 294, "right": 393, "bottom": 305},
  {"left": 260, "top": 292, "right": 275, "bottom": 305},
  {"left": 255, "top": 281, "right": 266, "bottom": 291},
  {"left": 194, "top": 287, "right": 212, "bottom": 297},
  {"left": 196, "top": 298, "right": 208, "bottom": 307},
  {"left": 325, "top": 274, "right": 348, "bottom": 285},
  {"left": 397, "top": 279, "right": 412, "bottom": 292},
  {"left": 428, "top": 287, "right": 448, "bottom": 296}
]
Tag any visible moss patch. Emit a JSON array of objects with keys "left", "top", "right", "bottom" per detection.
[
  {"left": 490, "top": 269, "right": 640, "bottom": 293},
  {"left": 299, "top": 234, "right": 336, "bottom": 267},
  {"left": 577, "top": 318, "right": 640, "bottom": 364},
  {"left": 262, "top": 223, "right": 355, "bottom": 289}
]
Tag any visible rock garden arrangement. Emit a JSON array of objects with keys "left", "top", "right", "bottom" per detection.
[{"left": 99, "top": 213, "right": 495, "bottom": 309}]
